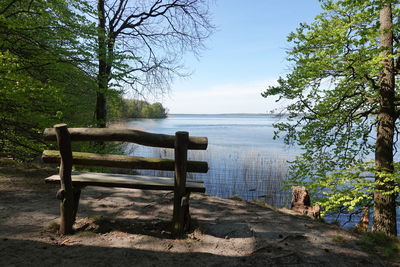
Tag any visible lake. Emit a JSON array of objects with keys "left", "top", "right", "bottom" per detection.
[
  {"left": 119, "top": 113, "right": 399, "bottom": 231},
  {"left": 121, "top": 114, "right": 296, "bottom": 206}
]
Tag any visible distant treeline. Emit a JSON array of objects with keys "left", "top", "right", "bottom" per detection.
[{"left": 109, "top": 99, "right": 168, "bottom": 120}]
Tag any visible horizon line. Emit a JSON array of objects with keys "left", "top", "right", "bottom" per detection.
[
  {"left": 166, "top": 112, "right": 289, "bottom": 116},
  {"left": 168, "top": 112, "right": 268, "bottom": 115}
]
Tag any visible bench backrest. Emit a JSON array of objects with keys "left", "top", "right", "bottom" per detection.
[
  {"left": 42, "top": 124, "right": 208, "bottom": 173},
  {"left": 42, "top": 123, "right": 208, "bottom": 192}
]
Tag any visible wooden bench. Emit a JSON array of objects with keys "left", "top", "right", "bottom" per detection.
[{"left": 42, "top": 124, "right": 208, "bottom": 236}]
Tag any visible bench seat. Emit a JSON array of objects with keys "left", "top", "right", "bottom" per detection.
[{"left": 45, "top": 171, "right": 206, "bottom": 193}]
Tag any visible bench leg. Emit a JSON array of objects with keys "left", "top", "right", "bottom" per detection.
[
  {"left": 56, "top": 187, "right": 80, "bottom": 234},
  {"left": 72, "top": 187, "right": 81, "bottom": 224},
  {"left": 173, "top": 191, "right": 191, "bottom": 236},
  {"left": 56, "top": 189, "right": 74, "bottom": 235},
  {"left": 182, "top": 191, "right": 191, "bottom": 232}
]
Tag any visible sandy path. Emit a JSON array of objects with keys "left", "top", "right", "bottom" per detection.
[{"left": 0, "top": 164, "right": 390, "bottom": 266}]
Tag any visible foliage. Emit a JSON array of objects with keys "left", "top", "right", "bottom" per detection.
[
  {"left": 316, "top": 161, "right": 400, "bottom": 215},
  {"left": 262, "top": 0, "right": 400, "bottom": 216},
  {"left": 0, "top": 0, "right": 96, "bottom": 160},
  {"left": 109, "top": 97, "right": 168, "bottom": 120},
  {"left": 140, "top": 102, "right": 168, "bottom": 119}
]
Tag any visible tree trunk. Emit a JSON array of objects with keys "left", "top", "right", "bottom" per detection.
[
  {"left": 95, "top": 92, "right": 107, "bottom": 128},
  {"left": 96, "top": 0, "right": 107, "bottom": 128},
  {"left": 373, "top": 2, "right": 397, "bottom": 236}
]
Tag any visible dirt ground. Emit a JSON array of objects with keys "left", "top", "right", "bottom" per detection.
[{"left": 0, "top": 159, "right": 396, "bottom": 266}]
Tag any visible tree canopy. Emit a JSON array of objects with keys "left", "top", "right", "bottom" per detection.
[
  {"left": 0, "top": 0, "right": 96, "bottom": 160},
  {"left": 93, "top": 0, "right": 214, "bottom": 127},
  {"left": 262, "top": 0, "right": 400, "bottom": 235}
]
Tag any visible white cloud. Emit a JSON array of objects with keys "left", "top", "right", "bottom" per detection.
[{"left": 164, "top": 78, "right": 286, "bottom": 114}]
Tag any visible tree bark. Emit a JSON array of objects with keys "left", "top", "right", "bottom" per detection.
[
  {"left": 96, "top": 0, "right": 107, "bottom": 128},
  {"left": 95, "top": 92, "right": 107, "bottom": 128},
  {"left": 373, "top": 2, "right": 397, "bottom": 236}
]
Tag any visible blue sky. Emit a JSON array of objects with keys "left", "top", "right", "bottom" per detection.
[{"left": 163, "top": 0, "right": 322, "bottom": 114}]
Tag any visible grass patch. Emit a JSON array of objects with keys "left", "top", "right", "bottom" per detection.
[
  {"left": 357, "top": 232, "right": 400, "bottom": 261},
  {"left": 331, "top": 235, "right": 346, "bottom": 243},
  {"left": 48, "top": 221, "right": 60, "bottom": 233}
]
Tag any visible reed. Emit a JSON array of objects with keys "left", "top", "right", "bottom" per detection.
[{"left": 126, "top": 144, "right": 291, "bottom": 208}]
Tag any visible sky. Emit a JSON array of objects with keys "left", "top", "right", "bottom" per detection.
[{"left": 159, "top": 0, "right": 322, "bottom": 114}]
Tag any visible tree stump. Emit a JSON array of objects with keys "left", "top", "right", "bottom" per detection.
[
  {"left": 291, "top": 186, "right": 320, "bottom": 219},
  {"left": 291, "top": 186, "right": 311, "bottom": 208},
  {"left": 356, "top": 206, "right": 369, "bottom": 232}
]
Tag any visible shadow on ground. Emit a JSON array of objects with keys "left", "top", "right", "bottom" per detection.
[{"left": 0, "top": 163, "right": 389, "bottom": 266}]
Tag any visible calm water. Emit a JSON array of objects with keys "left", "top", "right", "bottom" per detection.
[
  {"left": 120, "top": 114, "right": 399, "bottom": 231},
  {"left": 126, "top": 114, "right": 290, "bottom": 151}
]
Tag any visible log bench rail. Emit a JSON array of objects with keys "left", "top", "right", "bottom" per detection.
[{"left": 42, "top": 124, "right": 208, "bottom": 236}]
